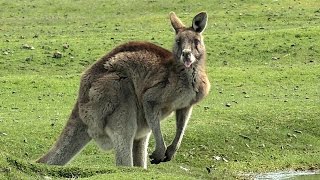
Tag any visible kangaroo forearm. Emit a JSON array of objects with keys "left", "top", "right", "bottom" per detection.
[
  {"left": 152, "top": 126, "right": 166, "bottom": 149},
  {"left": 163, "top": 107, "right": 192, "bottom": 162},
  {"left": 170, "top": 107, "right": 193, "bottom": 150}
]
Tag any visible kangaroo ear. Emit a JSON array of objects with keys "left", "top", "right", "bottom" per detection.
[
  {"left": 192, "top": 12, "right": 208, "bottom": 33},
  {"left": 170, "top": 12, "right": 185, "bottom": 33}
]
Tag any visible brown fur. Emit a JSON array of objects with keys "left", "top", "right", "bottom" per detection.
[{"left": 36, "top": 12, "right": 210, "bottom": 168}]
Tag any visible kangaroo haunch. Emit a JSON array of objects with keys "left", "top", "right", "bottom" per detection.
[{"left": 36, "top": 12, "right": 210, "bottom": 169}]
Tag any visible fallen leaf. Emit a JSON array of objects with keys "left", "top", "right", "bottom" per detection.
[
  {"left": 222, "top": 157, "right": 229, "bottom": 162},
  {"left": 259, "top": 144, "right": 265, "bottom": 148},
  {"left": 294, "top": 130, "right": 302, "bottom": 134},
  {"left": 179, "top": 166, "right": 189, "bottom": 172}
]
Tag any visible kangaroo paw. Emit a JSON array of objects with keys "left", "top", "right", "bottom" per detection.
[{"left": 149, "top": 149, "right": 166, "bottom": 164}]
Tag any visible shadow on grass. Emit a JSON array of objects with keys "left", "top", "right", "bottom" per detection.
[{"left": 6, "top": 156, "right": 119, "bottom": 178}]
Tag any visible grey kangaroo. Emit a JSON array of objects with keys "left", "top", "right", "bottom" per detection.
[{"left": 36, "top": 12, "right": 210, "bottom": 169}]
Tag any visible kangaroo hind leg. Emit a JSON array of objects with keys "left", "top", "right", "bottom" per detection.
[
  {"left": 36, "top": 103, "right": 91, "bottom": 165},
  {"left": 133, "top": 133, "right": 151, "bottom": 169},
  {"left": 106, "top": 106, "right": 137, "bottom": 167}
]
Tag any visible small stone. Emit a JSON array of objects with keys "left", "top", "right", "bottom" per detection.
[
  {"left": 63, "top": 43, "right": 69, "bottom": 49},
  {"left": 22, "top": 44, "right": 35, "bottom": 50},
  {"left": 214, "top": 156, "right": 221, "bottom": 161},
  {"left": 22, "top": 44, "right": 30, "bottom": 49},
  {"left": 53, "top": 51, "right": 63, "bottom": 58}
]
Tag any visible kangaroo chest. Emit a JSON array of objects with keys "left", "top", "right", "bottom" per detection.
[{"left": 158, "top": 72, "right": 200, "bottom": 116}]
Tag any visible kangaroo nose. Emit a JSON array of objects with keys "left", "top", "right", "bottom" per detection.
[{"left": 182, "top": 49, "right": 191, "bottom": 57}]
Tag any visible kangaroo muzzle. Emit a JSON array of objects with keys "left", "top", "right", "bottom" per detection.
[{"left": 181, "top": 49, "right": 196, "bottom": 68}]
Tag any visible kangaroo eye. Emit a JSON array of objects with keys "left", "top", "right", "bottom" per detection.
[
  {"left": 194, "top": 39, "right": 201, "bottom": 46},
  {"left": 176, "top": 39, "right": 181, "bottom": 44}
]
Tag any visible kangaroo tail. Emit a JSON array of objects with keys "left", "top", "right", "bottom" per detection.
[{"left": 36, "top": 102, "right": 91, "bottom": 165}]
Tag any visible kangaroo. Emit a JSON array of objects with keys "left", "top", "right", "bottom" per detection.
[{"left": 36, "top": 12, "right": 210, "bottom": 169}]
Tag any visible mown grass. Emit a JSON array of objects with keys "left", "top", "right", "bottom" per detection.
[{"left": 0, "top": 0, "right": 320, "bottom": 179}]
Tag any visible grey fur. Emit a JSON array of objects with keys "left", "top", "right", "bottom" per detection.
[{"left": 36, "top": 12, "right": 210, "bottom": 169}]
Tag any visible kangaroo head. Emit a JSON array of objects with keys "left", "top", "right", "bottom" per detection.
[{"left": 170, "top": 12, "right": 207, "bottom": 68}]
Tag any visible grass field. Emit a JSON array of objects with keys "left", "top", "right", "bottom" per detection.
[{"left": 0, "top": 0, "right": 320, "bottom": 179}]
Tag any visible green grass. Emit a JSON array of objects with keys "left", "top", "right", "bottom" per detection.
[{"left": 1, "top": 0, "right": 320, "bottom": 179}]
